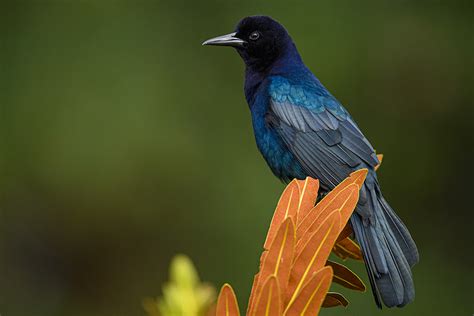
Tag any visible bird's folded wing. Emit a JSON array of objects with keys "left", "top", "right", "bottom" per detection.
[{"left": 268, "top": 76, "right": 379, "bottom": 189}]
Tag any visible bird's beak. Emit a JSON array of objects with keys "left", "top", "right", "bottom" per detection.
[{"left": 202, "top": 32, "right": 246, "bottom": 47}]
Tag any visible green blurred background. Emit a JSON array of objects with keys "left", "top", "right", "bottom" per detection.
[{"left": 1, "top": 1, "right": 472, "bottom": 315}]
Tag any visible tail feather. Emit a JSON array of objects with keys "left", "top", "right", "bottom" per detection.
[
  {"left": 367, "top": 224, "right": 388, "bottom": 274},
  {"left": 376, "top": 188, "right": 419, "bottom": 266},
  {"left": 377, "top": 237, "right": 404, "bottom": 306},
  {"left": 351, "top": 175, "right": 419, "bottom": 308},
  {"left": 351, "top": 215, "right": 383, "bottom": 308},
  {"left": 381, "top": 232, "right": 412, "bottom": 307}
]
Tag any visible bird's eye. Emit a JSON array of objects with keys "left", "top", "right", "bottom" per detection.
[{"left": 249, "top": 31, "right": 260, "bottom": 41}]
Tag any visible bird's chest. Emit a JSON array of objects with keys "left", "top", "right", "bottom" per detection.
[{"left": 251, "top": 105, "right": 305, "bottom": 183}]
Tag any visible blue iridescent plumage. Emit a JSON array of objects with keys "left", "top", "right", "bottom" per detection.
[{"left": 203, "top": 15, "right": 419, "bottom": 308}]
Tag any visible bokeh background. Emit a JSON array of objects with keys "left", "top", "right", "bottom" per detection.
[{"left": 1, "top": 1, "right": 472, "bottom": 315}]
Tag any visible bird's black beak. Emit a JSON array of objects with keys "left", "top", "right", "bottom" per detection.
[{"left": 202, "top": 32, "right": 246, "bottom": 47}]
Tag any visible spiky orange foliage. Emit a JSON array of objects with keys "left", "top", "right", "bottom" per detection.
[
  {"left": 331, "top": 153, "right": 383, "bottom": 262},
  {"left": 253, "top": 276, "right": 281, "bottom": 315},
  {"left": 322, "top": 292, "right": 349, "bottom": 308},
  {"left": 326, "top": 260, "right": 365, "bottom": 291},
  {"left": 375, "top": 154, "right": 383, "bottom": 171},
  {"left": 215, "top": 169, "right": 370, "bottom": 316},
  {"left": 216, "top": 284, "right": 240, "bottom": 316},
  {"left": 284, "top": 266, "right": 333, "bottom": 315}
]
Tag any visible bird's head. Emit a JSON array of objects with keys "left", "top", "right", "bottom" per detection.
[{"left": 203, "top": 16, "right": 296, "bottom": 72}]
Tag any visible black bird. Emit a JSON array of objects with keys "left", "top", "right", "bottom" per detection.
[{"left": 203, "top": 15, "right": 419, "bottom": 308}]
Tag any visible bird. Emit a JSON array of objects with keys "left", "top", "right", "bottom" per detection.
[{"left": 202, "top": 15, "right": 419, "bottom": 308}]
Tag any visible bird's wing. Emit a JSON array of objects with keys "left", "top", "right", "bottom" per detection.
[{"left": 267, "top": 76, "right": 379, "bottom": 189}]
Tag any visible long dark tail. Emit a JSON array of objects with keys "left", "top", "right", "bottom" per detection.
[{"left": 351, "top": 172, "right": 419, "bottom": 308}]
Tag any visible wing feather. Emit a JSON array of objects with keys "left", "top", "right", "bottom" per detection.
[{"left": 268, "top": 76, "right": 379, "bottom": 190}]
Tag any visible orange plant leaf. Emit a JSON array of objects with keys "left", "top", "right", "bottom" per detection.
[
  {"left": 253, "top": 276, "right": 282, "bottom": 316},
  {"left": 332, "top": 245, "right": 346, "bottom": 260},
  {"left": 246, "top": 273, "right": 260, "bottom": 316},
  {"left": 259, "top": 251, "right": 268, "bottom": 270},
  {"left": 336, "top": 184, "right": 360, "bottom": 229},
  {"left": 336, "top": 223, "right": 353, "bottom": 242},
  {"left": 322, "top": 292, "right": 349, "bottom": 308},
  {"left": 284, "top": 266, "right": 333, "bottom": 316},
  {"left": 216, "top": 284, "right": 240, "bottom": 316},
  {"left": 294, "top": 206, "right": 336, "bottom": 258},
  {"left": 295, "top": 177, "right": 319, "bottom": 226},
  {"left": 349, "top": 168, "right": 368, "bottom": 187},
  {"left": 295, "top": 184, "right": 358, "bottom": 256},
  {"left": 375, "top": 154, "right": 384, "bottom": 171},
  {"left": 264, "top": 180, "right": 300, "bottom": 249},
  {"left": 255, "top": 218, "right": 295, "bottom": 307},
  {"left": 247, "top": 250, "right": 268, "bottom": 314},
  {"left": 296, "top": 169, "right": 367, "bottom": 240},
  {"left": 333, "top": 237, "right": 363, "bottom": 261},
  {"left": 326, "top": 260, "right": 366, "bottom": 291},
  {"left": 286, "top": 212, "right": 341, "bottom": 305}
]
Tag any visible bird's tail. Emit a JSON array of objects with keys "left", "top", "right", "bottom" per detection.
[{"left": 351, "top": 175, "right": 419, "bottom": 308}]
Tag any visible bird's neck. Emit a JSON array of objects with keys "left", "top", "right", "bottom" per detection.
[
  {"left": 244, "top": 43, "right": 306, "bottom": 106},
  {"left": 270, "top": 42, "right": 305, "bottom": 75}
]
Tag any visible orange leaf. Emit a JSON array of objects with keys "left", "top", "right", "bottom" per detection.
[
  {"left": 336, "top": 223, "right": 353, "bottom": 243},
  {"left": 322, "top": 292, "right": 349, "bottom": 308},
  {"left": 332, "top": 245, "right": 346, "bottom": 260},
  {"left": 286, "top": 212, "right": 341, "bottom": 305},
  {"left": 294, "top": 207, "right": 338, "bottom": 258},
  {"left": 259, "top": 251, "right": 268, "bottom": 270},
  {"left": 253, "top": 276, "right": 282, "bottom": 316},
  {"left": 326, "top": 260, "right": 366, "bottom": 291},
  {"left": 349, "top": 168, "right": 368, "bottom": 188},
  {"left": 296, "top": 170, "right": 366, "bottom": 240},
  {"left": 264, "top": 180, "right": 300, "bottom": 249},
  {"left": 336, "top": 184, "right": 361, "bottom": 230},
  {"left": 247, "top": 251, "right": 268, "bottom": 314},
  {"left": 257, "top": 218, "right": 295, "bottom": 304},
  {"left": 295, "top": 177, "right": 319, "bottom": 226},
  {"left": 375, "top": 154, "right": 384, "bottom": 171},
  {"left": 216, "top": 284, "right": 240, "bottom": 316},
  {"left": 333, "top": 237, "right": 363, "bottom": 261},
  {"left": 284, "top": 266, "right": 333, "bottom": 316},
  {"left": 295, "top": 184, "right": 358, "bottom": 256},
  {"left": 246, "top": 273, "right": 260, "bottom": 316}
]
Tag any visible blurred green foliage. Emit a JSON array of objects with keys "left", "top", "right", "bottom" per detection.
[
  {"left": 144, "top": 255, "right": 215, "bottom": 316},
  {"left": 0, "top": 1, "right": 472, "bottom": 316}
]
